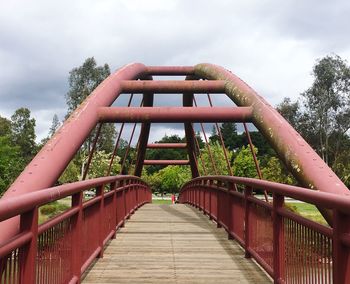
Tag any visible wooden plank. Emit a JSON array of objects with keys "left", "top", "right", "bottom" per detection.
[{"left": 83, "top": 204, "right": 272, "bottom": 283}]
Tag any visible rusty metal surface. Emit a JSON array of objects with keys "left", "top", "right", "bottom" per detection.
[
  {"left": 143, "top": 160, "right": 190, "bottom": 165},
  {"left": 98, "top": 106, "right": 253, "bottom": 123},
  {"left": 178, "top": 175, "right": 348, "bottom": 283},
  {"left": 120, "top": 80, "right": 225, "bottom": 93},
  {"left": 134, "top": 87, "right": 154, "bottom": 177},
  {"left": 0, "top": 176, "right": 151, "bottom": 283},
  {"left": 0, "top": 63, "right": 148, "bottom": 243},
  {"left": 194, "top": 63, "right": 349, "bottom": 197},
  {"left": 146, "top": 66, "right": 194, "bottom": 76},
  {"left": 147, "top": 143, "right": 187, "bottom": 149},
  {"left": 183, "top": 84, "right": 200, "bottom": 178}
]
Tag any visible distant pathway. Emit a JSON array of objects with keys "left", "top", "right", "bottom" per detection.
[{"left": 83, "top": 204, "right": 271, "bottom": 283}]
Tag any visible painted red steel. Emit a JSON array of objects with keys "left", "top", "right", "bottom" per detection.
[
  {"left": 2, "top": 63, "right": 349, "bottom": 281},
  {"left": 0, "top": 176, "right": 151, "bottom": 283},
  {"left": 98, "top": 106, "right": 253, "bottom": 123},
  {"left": 146, "top": 66, "right": 194, "bottom": 76},
  {"left": 194, "top": 63, "right": 350, "bottom": 224},
  {"left": 179, "top": 176, "right": 350, "bottom": 283},
  {"left": 0, "top": 63, "right": 150, "bottom": 243},
  {"left": 120, "top": 80, "right": 225, "bottom": 93},
  {"left": 143, "top": 160, "right": 190, "bottom": 165},
  {"left": 146, "top": 143, "right": 187, "bottom": 149}
]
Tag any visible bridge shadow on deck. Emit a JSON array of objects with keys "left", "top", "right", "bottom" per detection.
[{"left": 82, "top": 203, "right": 271, "bottom": 283}]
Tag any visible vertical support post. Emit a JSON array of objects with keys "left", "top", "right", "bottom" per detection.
[
  {"left": 273, "top": 193, "right": 285, "bottom": 283},
  {"left": 96, "top": 185, "right": 104, "bottom": 258},
  {"left": 243, "top": 122, "right": 269, "bottom": 202},
  {"left": 183, "top": 85, "right": 200, "bottom": 178},
  {"left": 333, "top": 210, "right": 350, "bottom": 284},
  {"left": 107, "top": 94, "right": 134, "bottom": 176},
  {"left": 82, "top": 123, "right": 102, "bottom": 180},
  {"left": 19, "top": 208, "right": 38, "bottom": 284},
  {"left": 111, "top": 181, "right": 117, "bottom": 239},
  {"left": 120, "top": 180, "right": 125, "bottom": 227},
  {"left": 217, "top": 180, "right": 222, "bottom": 228},
  {"left": 134, "top": 88, "right": 154, "bottom": 176},
  {"left": 227, "top": 182, "right": 234, "bottom": 240},
  {"left": 244, "top": 186, "right": 252, "bottom": 258},
  {"left": 71, "top": 191, "right": 83, "bottom": 282}
]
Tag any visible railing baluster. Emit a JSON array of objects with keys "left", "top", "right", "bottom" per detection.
[
  {"left": 244, "top": 186, "right": 252, "bottom": 258},
  {"left": 19, "top": 207, "right": 38, "bottom": 284},
  {"left": 333, "top": 209, "right": 350, "bottom": 284},
  {"left": 71, "top": 191, "right": 83, "bottom": 282},
  {"left": 273, "top": 193, "right": 285, "bottom": 283}
]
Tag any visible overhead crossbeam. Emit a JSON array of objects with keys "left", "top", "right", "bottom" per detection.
[
  {"left": 147, "top": 143, "right": 187, "bottom": 149},
  {"left": 98, "top": 106, "right": 253, "bottom": 123},
  {"left": 120, "top": 80, "right": 225, "bottom": 93},
  {"left": 143, "top": 160, "right": 190, "bottom": 165},
  {"left": 146, "top": 66, "right": 194, "bottom": 76}
]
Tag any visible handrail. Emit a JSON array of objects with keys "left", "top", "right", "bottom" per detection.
[
  {"left": 179, "top": 176, "right": 350, "bottom": 284},
  {"left": 0, "top": 175, "right": 152, "bottom": 283},
  {"left": 0, "top": 175, "right": 144, "bottom": 222},
  {"left": 181, "top": 175, "right": 350, "bottom": 214}
]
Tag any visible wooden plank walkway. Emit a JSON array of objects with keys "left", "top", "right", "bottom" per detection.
[{"left": 83, "top": 204, "right": 272, "bottom": 283}]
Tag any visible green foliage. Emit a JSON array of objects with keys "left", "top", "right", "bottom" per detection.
[
  {"left": 0, "top": 116, "right": 11, "bottom": 137},
  {"left": 66, "top": 57, "right": 111, "bottom": 114},
  {"left": 142, "top": 166, "right": 191, "bottom": 194},
  {"left": 300, "top": 54, "right": 350, "bottom": 164},
  {"left": 58, "top": 159, "right": 80, "bottom": 184},
  {"left": 11, "top": 107, "right": 36, "bottom": 161},
  {"left": 146, "top": 135, "right": 187, "bottom": 174},
  {"left": 0, "top": 136, "right": 24, "bottom": 195},
  {"left": 261, "top": 157, "right": 296, "bottom": 185},
  {"left": 49, "top": 114, "right": 60, "bottom": 137},
  {"left": 65, "top": 57, "right": 115, "bottom": 153},
  {"left": 232, "top": 146, "right": 258, "bottom": 178},
  {"left": 59, "top": 151, "right": 121, "bottom": 183},
  {"left": 40, "top": 201, "right": 70, "bottom": 221},
  {"left": 199, "top": 141, "right": 233, "bottom": 175}
]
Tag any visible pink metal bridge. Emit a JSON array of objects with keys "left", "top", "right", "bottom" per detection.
[{"left": 0, "top": 63, "right": 349, "bottom": 283}]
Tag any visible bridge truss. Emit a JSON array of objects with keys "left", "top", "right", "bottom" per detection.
[{"left": 0, "top": 63, "right": 349, "bottom": 283}]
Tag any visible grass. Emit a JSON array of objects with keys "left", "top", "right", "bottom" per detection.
[
  {"left": 152, "top": 199, "right": 172, "bottom": 205},
  {"left": 285, "top": 202, "right": 328, "bottom": 226},
  {"left": 38, "top": 198, "right": 71, "bottom": 224}
]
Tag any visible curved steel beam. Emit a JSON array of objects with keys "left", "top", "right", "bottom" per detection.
[
  {"left": 0, "top": 63, "right": 148, "bottom": 243},
  {"left": 194, "top": 63, "right": 350, "bottom": 224}
]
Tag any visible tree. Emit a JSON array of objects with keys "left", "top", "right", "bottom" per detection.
[
  {"left": 301, "top": 54, "right": 350, "bottom": 164},
  {"left": 145, "top": 134, "right": 187, "bottom": 174},
  {"left": 276, "top": 98, "right": 302, "bottom": 130},
  {"left": 66, "top": 57, "right": 111, "bottom": 114},
  {"left": 199, "top": 141, "right": 233, "bottom": 175},
  {"left": 65, "top": 57, "right": 115, "bottom": 153},
  {"left": 0, "top": 136, "right": 24, "bottom": 195},
  {"left": 232, "top": 146, "right": 259, "bottom": 178},
  {"left": 11, "top": 108, "right": 36, "bottom": 161},
  {"left": 142, "top": 166, "right": 191, "bottom": 194},
  {"left": 261, "top": 157, "right": 296, "bottom": 185},
  {"left": 49, "top": 114, "right": 60, "bottom": 137},
  {"left": 158, "top": 166, "right": 191, "bottom": 194},
  {"left": 209, "top": 125, "right": 219, "bottom": 143},
  {"left": 220, "top": 122, "right": 239, "bottom": 150},
  {"left": 0, "top": 116, "right": 11, "bottom": 137}
]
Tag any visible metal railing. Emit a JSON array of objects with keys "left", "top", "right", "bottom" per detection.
[
  {"left": 179, "top": 176, "right": 350, "bottom": 284},
  {"left": 0, "top": 175, "right": 151, "bottom": 283}
]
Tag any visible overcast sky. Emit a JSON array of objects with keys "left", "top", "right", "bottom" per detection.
[{"left": 1, "top": 0, "right": 350, "bottom": 143}]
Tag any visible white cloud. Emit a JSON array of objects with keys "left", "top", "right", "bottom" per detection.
[{"left": 0, "top": 0, "right": 349, "bottom": 141}]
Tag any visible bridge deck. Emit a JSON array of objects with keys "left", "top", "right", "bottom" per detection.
[{"left": 83, "top": 204, "right": 271, "bottom": 283}]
